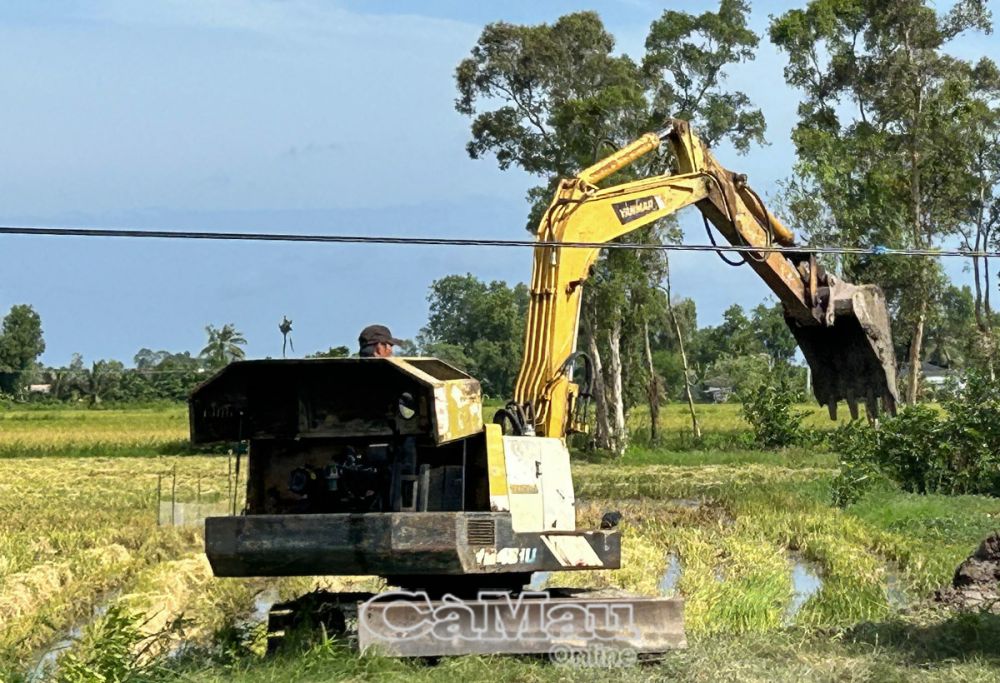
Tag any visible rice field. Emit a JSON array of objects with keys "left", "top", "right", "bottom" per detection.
[
  {"left": 0, "top": 456, "right": 219, "bottom": 670},
  {"left": 0, "top": 408, "right": 189, "bottom": 458},
  {"left": 2, "top": 404, "right": 999, "bottom": 682}
]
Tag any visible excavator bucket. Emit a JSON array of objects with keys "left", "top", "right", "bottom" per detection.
[{"left": 787, "top": 280, "right": 899, "bottom": 420}]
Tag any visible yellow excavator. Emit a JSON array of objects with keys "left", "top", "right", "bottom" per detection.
[
  {"left": 188, "top": 120, "right": 897, "bottom": 657},
  {"left": 512, "top": 118, "right": 897, "bottom": 437}
]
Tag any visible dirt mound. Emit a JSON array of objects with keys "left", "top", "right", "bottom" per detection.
[{"left": 935, "top": 533, "right": 1000, "bottom": 611}]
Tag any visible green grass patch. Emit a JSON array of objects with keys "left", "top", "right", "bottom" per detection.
[{"left": 580, "top": 445, "right": 837, "bottom": 469}]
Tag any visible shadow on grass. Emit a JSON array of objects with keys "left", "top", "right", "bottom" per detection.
[{"left": 846, "top": 609, "right": 1000, "bottom": 663}]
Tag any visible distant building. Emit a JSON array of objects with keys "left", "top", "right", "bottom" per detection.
[
  {"left": 28, "top": 384, "right": 51, "bottom": 394},
  {"left": 703, "top": 382, "right": 734, "bottom": 403},
  {"left": 898, "top": 361, "right": 958, "bottom": 388}
]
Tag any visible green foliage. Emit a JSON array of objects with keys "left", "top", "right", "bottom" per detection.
[
  {"left": 44, "top": 351, "right": 204, "bottom": 406},
  {"left": 418, "top": 274, "right": 528, "bottom": 396},
  {"left": 831, "top": 370, "right": 1000, "bottom": 505},
  {"left": 740, "top": 376, "right": 809, "bottom": 449},
  {"left": 199, "top": 323, "right": 247, "bottom": 369},
  {"left": 455, "top": 11, "right": 647, "bottom": 183},
  {"left": 939, "top": 369, "right": 1000, "bottom": 492},
  {"left": 132, "top": 350, "right": 204, "bottom": 402},
  {"left": 306, "top": 346, "right": 350, "bottom": 359},
  {"left": 770, "top": 0, "right": 996, "bottom": 400},
  {"left": 651, "top": 348, "right": 687, "bottom": 400},
  {"left": 81, "top": 359, "right": 125, "bottom": 406},
  {"left": 691, "top": 302, "right": 800, "bottom": 397},
  {"left": 830, "top": 417, "right": 908, "bottom": 507},
  {"left": 643, "top": 0, "right": 765, "bottom": 150},
  {"left": 0, "top": 304, "right": 45, "bottom": 395},
  {"left": 55, "top": 606, "right": 149, "bottom": 683},
  {"left": 923, "top": 285, "right": 978, "bottom": 368},
  {"left": 704, "top": 353, "right": 770, "bottom": 398},
  {"left": 750, "top": 302, "right": 798, "bottom": 364}
]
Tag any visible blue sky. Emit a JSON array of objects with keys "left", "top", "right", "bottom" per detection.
[{"left": 0, "top": 1, "right": 995, "bottom": 366}]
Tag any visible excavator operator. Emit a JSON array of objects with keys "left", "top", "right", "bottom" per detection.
[{"left": 358, "top": 324, "right": 403, "bottom": 358}]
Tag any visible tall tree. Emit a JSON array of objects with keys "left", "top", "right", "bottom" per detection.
[
  {"left": 643, "top": 0, "right": 765, "bottom": 150},
  {"left": 657, "top": 277, "right": 702, "bottom": 439},
  {"left": 953, "top": 60, "right": 1000, "bottom": 373},
  {"left": 771, "top": 0, "right": 994, "bottom": 402},
  {"left": 200, "top": 324, "right": 247, "bottom": 369},
  {"left": 455, "top": 4, "right": 765, "bottom": 452},
  {"left": 81, "top": 359, "right": 124, "bottom": 406},
  {"left": 0, "top": 304, "right": 45, "bottom": 395},
  {"left": 418, "top": 274, "right": 528, "bottom": 396}
]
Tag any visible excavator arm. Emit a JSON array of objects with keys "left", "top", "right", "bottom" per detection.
[{"left": 509, "top": 119, "right": 898, "bottom": 439}]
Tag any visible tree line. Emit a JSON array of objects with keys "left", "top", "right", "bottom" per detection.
[
  {"left": 0, "top": 310, "right": 250, "bottom": 405},
  {"left": 0, "top": 277, "right": 804, "bottom": 410},
  {"left": 0, "top": 266, "right": 984, "bottom": 423}
]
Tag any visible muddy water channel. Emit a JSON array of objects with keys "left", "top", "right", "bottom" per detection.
[
  {"left": 27, "top": 590, "right": 120, "bottom": 682},
  {"left": 652, "top": 551, "right": 911, "bottom": 621},
  {"left": 785, "top": 555, "right": 822, "bottom": 621}
]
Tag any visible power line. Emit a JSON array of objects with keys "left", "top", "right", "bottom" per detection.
[{"left": 0, "top": 224, "right": 997, "bottom": 259}]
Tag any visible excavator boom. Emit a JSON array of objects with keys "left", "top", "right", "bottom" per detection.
[{"left": 512, "top": 119, "right": 898, "bottom": 438}]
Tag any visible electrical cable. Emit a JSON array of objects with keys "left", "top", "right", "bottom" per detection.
[{"left": 0, "top": 224, "right": 996, "bottom": 259}]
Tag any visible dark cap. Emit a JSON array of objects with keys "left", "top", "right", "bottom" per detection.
[{"left": 358, "top": 324, "right": 403, "bottom": 349}]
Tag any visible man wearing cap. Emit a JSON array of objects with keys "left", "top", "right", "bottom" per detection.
[{"left": 358, "top": 324, "right": 404, "bottom": 358}]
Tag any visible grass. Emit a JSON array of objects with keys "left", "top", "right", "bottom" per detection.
[
  {"left": 1, "top": 402, "right": 999, "bottom": 681},
  {"left": 0, "top": 455, "right": 229, "bottom": 671},
  {"left": 0, "top": 408, "right": 190, "bottom": 458},
  {"left": 0, "top": 401, "right": 838, "bottom": 459}
]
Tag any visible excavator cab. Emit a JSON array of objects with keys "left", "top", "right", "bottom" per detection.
[{"left": 190, "top": 357, "right": 621, "bottom": 584}]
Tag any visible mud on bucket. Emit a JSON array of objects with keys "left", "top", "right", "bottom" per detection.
[{"left": 786, "top": 281, "right": 898, "bottom": 420}]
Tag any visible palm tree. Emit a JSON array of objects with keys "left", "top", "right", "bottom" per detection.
[
  {"left": 81, "top": 360, "right": 124, "bottom": 406},
  {"left": 279, "top": 316, "right": 294, "bottom": 358},
  {"left": 200, "top": 324, "right": 248, "bottom": 368}
]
